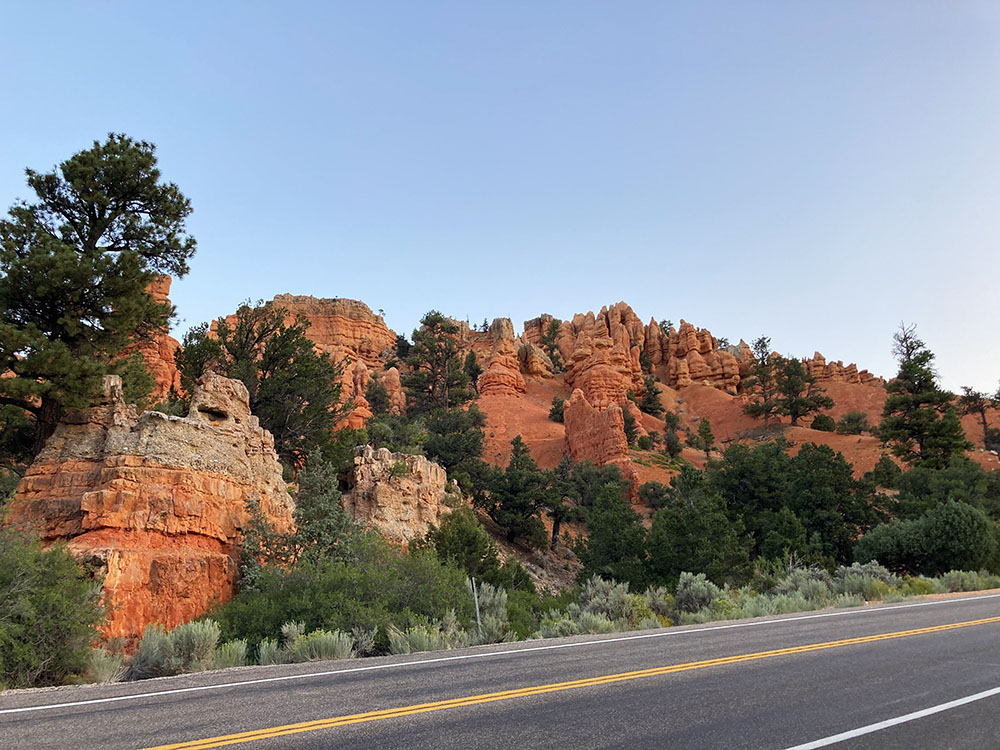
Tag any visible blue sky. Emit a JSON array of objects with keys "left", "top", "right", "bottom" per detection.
[{"left": 2, "top": 1, "right": 998, "bottom": 391}]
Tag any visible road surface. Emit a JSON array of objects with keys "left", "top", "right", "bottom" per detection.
[{"left": 3, "top": 592, "right": 1000, "bottom": 749}]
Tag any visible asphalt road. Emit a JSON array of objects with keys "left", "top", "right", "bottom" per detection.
[{"left": 3, "top": 592, "right": 1000, "bottom": 749}]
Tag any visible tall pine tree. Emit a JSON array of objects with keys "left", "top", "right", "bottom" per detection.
[
  {"left": 880, "top": 324, "right": 970, "bottom": 469},
  {"left": 0, "top": 134, "right": 195, "bottom": 454}
]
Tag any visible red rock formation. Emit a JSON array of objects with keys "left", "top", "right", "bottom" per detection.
[
  {"left": 261, "top": 295, "right": 398, "bottom": 427},
  {"left": 342, "top": 445, "right": 454, "bottom": 544},
  {"left": 379, "top": 366, "right": 407, "bottom": 415},
  {"left": 804, "top": 352, "right": 882, "bottom": 386},
  {"left": 563, "top": 304, "right": 645, "bottom": 409},
  {"left": 6, "top": 373, "right": 294, "bottom": 639},
  {"left": 119, "top": 275, "right": 182, "bottom": 401},
  {"left": 663, "top": 320, "right": 742, "bottom": 393},
  {"left": 269, "top": 295, "right": 396, "bottom": 368},
  {"left": 478, "top": 319, "right": 527, "bottom": 398},
  {"left": 339, "top": 361, "right": 373, "bottom": 429},
  {"left": 562, "top": 388, "right": 639, "bottom": 502},
  {"left": 518, "top": 342, "right": 554, "bottom": 378}
]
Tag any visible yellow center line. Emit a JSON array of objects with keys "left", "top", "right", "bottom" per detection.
[{"left": 144, "top": 615, "right": 1000, "bottom": 750}]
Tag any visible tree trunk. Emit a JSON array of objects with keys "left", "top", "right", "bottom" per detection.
[
  {"left": 33, "top": 397, "right": 62, "bottom": 456},
  {"left": 550, "top": 515, "right": 562, "bottom": 550}
]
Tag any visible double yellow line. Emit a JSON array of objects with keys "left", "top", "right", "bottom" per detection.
[{"left": 147, "top": 615, "right": 1000, "bottom": 749}]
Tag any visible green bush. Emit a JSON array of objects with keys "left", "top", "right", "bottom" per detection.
[
  {"left": 833, "top": 593, "right": 866, "bottom": 608},
  {"left": 549, "top": 397, "right": 565, "bottom": 423},
  {"left": 708, "top": 598, "right": 740, "bottom": 620},
  {"left": 811, "top": 414, "right": 836, "bottom": 432},
  {"left": 643, "top": 586, "right": 675, "bottom": 619},
  {"left": 290, "top": 629, "right": 355, "bottom": 662},
  {"left": 771, "top": 593, "right": 812, "bottom": 614},
  {"left": 674, "top": 572, "right": 724, "bottom": 614},
  {"left": 936, "top": 569, "right": 1000, "bottom": 593},
  {"left": 739, "top": 594, "right": 775, "bottom": 618},
  {"left": 637, "top": 435, "right": 654, "bottom": 451},
  {"left": 213, "top": 639, "right": 249, "bottom": 668},
  {"left": 900, "top": 576, "right": 936, "bottom": 597},
  {"left": 853, "top": 502, "right": 997, "bottom": 576},
  {"left": 835, "top": 561, "right": 899, "bottom": 588},
  {"left": 213, "top": 536, "right": 473, "bottom": 652},
  {"left": 638, "top": 481, "right": 670, "bottom": 510},
  {"left": 387, "top": 624, "right": 452, "bottom": 654},
  {"left": 0, "top": 525, "right": 105, "bottom": 688},
  {"left": 127, "top": 625, "right": 176, "bottom": 680},
  {"left": 257, "top": 638, "right": 285, "bottom": 666},
  {"left": 170, "top": 620, "right": 220, "bottom": 673},
  {"left": 86, "top": 647, "right": 126, "bottom": 684},
  {"left": 836, "top": 412, "right": 871, "bottom": 435},
  {"left": 351, "top": 627, "right": 379, "bottom": 657}
]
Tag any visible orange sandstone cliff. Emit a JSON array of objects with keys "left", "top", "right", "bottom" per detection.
[{"left": 6, "top": 373, "right": 294, "bottom": 639}]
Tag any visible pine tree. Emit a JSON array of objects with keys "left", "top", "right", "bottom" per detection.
[
  {"left": 880, "top": 324, "right": 971, "bottom": 469},
  {"left": 177, "top": 301, "right": 347, "bottom": 467},
  {"left": 575, "top": 483, "right": 648, "bottom": 587},
  {"left": 464, "top": 351, "right": 482, "bottom": 392},
  {"left": 958, "top": 386, "right": 996, "bottom": 448},
  {"left": 0, "top": 134, "right": 195, "bottom": 454},
  {"left": 401, "top": 311, "right": 474, "bottom": 414},
  {"left": 481, "top": 436, "right": 548, "bottom": 547},
  {"left": 638, "top": 374, "right": 664, "bottom": 416},
  {"left": 775, "top": 357, "right": 834, "bottom": 426},
  {"left": 540, "top": 318, "right": 563, "bottom": 372},
  {"left": 686, "top": 417, "right": 716, "bottom": 460},
  {"left": 742, "top": 336, "right": 781, "bottom": 427}
]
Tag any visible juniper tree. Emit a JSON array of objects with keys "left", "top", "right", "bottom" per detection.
[{"left": 0, "top": 134, "right": 195, "bottom": 454}]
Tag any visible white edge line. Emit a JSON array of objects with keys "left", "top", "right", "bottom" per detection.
[
  {"left": 782, "top": 685, "right": 1000, "bottom": 749},
  {"left": 3, "top": 592, "right": 999, "bottom": 716}
]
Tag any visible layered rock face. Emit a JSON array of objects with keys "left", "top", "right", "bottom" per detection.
[
  {"left": 272, "top": 295, "right": 396, "bottom": 368},
  {"left": 341, "top": 445, "right": 453, "bottom": 544},
  {"left": 120, "top": 275, "right": 182, "bottom": 401},
  {"left": 267, "top": 295, "right": 398, "bottom": 427},
  {"left": 7, "top": 373, "right": 294, "bottom": 638},
  {"left": 477, "top": 318, "right": 527, "bottom": 398},
  {"left": 562, "top": 389, "right": 639, "bottom": 502},
  {"left": 804, "top": 352, "right": 882, "bottom": 386}
]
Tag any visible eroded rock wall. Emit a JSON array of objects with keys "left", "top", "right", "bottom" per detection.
[
  {"left": 341, "top": 445, "right": 453, "bottom": 544},
  {"left": 7, "top": 373, "right": 294, "bottom": 638},
  {"left": 562, "top": 388, "right": 639, "bottom": 502}
]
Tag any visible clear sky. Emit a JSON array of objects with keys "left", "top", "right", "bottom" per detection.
[{"left": 2, "top": 1, "right": 998, "bottom": 391}]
